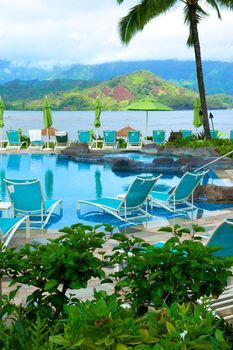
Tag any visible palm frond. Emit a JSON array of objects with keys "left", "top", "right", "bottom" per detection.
[
  {"left": 213, "top": 0, "right": 233, "bottom": 10},
  {"left": 206, "top": 0, "right": 221, "bottom": 18},
  {"left": 117, "top": 0, "right": 125, "bottom": 4},
  {"left": 184, "top": 3, "right": 208, "bottom": 47},
  {"left": 118, "top": 0, "right": 178, "bottom": 44}
]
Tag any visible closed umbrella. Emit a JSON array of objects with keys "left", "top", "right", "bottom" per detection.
[
  {"left": 125, "top": 97, "right": 172, "bottom": 138},
  {"left": 94, "top": 97, "right": 101, "bottom": 129},
  {"left": 0, "top": 97, "right": 4, "bottom": 148},
  {"left": 193, "top": 97, "right": 202, "bottom": 128},
  {"left": 43, "top": 96, "right": 53, "bottom": 148}
]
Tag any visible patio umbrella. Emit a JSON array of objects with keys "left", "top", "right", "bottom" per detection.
[
  {"left": 193, "top": 97, "right": 202, "bottom": 128},
  {"left": 125, "top": 98, "right": 172, "bottom": 138},
  {"left": 117, "top": 126, "right": 136, "bottom": 138},
  {"left": 94, "top": 97, "right": 102, "bottom": 129},
  {"left": 43, "top": 96, "right": 53, "bottom": 148},
  {"left": 0, "top": 97, "right": 4, "bottom": 148}
]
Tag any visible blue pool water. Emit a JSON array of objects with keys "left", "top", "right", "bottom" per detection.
[
  {"left": 0, "top": 154, "right": 232, "bottom": 229},
  {"left": 104, "top": 152, "right": 179, "bottom": 163}
]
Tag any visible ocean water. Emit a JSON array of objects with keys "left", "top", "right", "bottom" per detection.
[{"left": 3, "top": 109, "right": 233, "bottom": 140}]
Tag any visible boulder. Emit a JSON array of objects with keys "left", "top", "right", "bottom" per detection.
[
  {"left": 62, "top": 142, "right": 89, "bottom": 157},
  {"left": 204, "top": 184, "right": 233, "bottom": 202},
  {"left": 111, "top": 157, "right": 143, "bottom": 171},
  {"left": 152, "top": 157, "right": 176, "bottom": 169}
]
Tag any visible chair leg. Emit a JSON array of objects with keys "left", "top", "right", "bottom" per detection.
[{"left": 25, "top": 216, "right": 30, "bottom": 238}]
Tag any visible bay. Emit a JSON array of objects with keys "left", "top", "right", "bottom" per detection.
[{"left": 3, "top": 109, "right": 233, "bottom": 140}]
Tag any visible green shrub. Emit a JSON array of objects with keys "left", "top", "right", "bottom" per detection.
[
  {"left": 106, "top": 224, "right": 233, "bottom": 313},
  {"left": 164, "top": 135, "right": 233, "bottom": 158},
  {"left": 0, "top": 224, "right": 113, "bottom": 320},
  {"left": 49, "top": 294, "right": 233, "bottom": 349}
]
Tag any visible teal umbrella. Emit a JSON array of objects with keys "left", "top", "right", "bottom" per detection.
[
  {"left": 43, "top": 96, "right": 53, "bottom": 148},
  {"left": 94, "top": 97, "right": 102, "bottom": 129},
  {"left": 125, "top": 97, "right": 172, "bottom": 138},
  {"left": 193, "top": 97, "right": 202, "bottom": 128}
]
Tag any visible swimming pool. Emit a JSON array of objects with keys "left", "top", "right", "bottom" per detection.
[
  {"left": 0, "top": 154, "right": 232, "bottom": 229},
  {"left": 104, "top": 152, "right": 179, "bottom": 163}
]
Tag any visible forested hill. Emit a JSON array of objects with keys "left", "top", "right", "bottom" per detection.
[
  {"left": 0, "top": 59, "right": 232, "bottom": 95},
  {"left": 3, "top": 70, "right": 233, "bottom": 111}
]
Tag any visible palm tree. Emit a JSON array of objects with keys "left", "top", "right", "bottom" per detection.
[{"left": 116, "top": 0, "right": 233, "bottom": 139}]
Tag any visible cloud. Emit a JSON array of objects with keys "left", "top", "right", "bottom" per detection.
[{"left": 0, "top": 0, "right": 231, "bottom": 66}]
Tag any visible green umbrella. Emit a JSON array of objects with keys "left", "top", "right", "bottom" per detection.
[
  {"left": 43, "top": 96, "right": 52, "bottom": 129},
  {"left": 193, "top": 97, "right": 202, "bottom": 128},
  {"left": 125, "top": 98, "right": 172, "bottom": 138},
  {"left": 0, "top": 97, "right": 4, "bottom": 129},
  {"left": 94, "top": 97, "right": 102, "bottom": 128},
  {"left": 43, "top": 96, "right": 52, "bottom": 148}
]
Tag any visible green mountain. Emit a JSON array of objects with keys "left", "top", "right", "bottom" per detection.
[
  {"left": 0, "top": 59, "right": 232, "bottom": 95},
  {"left": 5, "top": 70, "right": 233, "bottom": 111}
]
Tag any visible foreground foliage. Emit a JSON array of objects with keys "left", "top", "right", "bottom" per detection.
[
  {"left": 107, "top": 224, "right": 233, "bottom": 313},
  {"left": 0, "top": 223, "right": 233, "bottom": 348}
]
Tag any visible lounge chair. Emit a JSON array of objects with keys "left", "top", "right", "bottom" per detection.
[
  {"left": 6, "top": 130, "right": 27, "bottom": 150},
  {"left": 152, "top": 130, "right": 166, "bottom": 145},
  {"left": 0, "top": 216, "right": 30, "bottom": 248},
  {"left": 202, "top": 219, "right": 233, "bottom": 321},
  {"left": 77, "top": 175, "right": 161, "bottom": 222},
  {"left": 210, "top": 130, "right": 218, "bottom": 139},
  {"left": 54, "top": 131, "right": 70, "bottom": 150},
  {"left": 4, "top": 179, "right": 62, "bottom": 228},
  {"left": 179, "top": 130, "right": 193, "bottom": 139},
  {"left": 103, "top": 130, "right": 117, "bottom": 149},
  {"left": 206, "top": 218, "right": 233, "bottom": 258},
  {"left": 127, "top": 131, "right": 142, "bottom": 150},
  {"left": 77, "top": 130, "right": 93, "bottom": 146},
  {"left": 28, "top": 130, "right": 45, "bottom": 150},
  {"left": 230, "top": 130, "right": 233, "bottom": 140},
  {"left": 150, "top": 170, "right": 208, "bottom": 212}
]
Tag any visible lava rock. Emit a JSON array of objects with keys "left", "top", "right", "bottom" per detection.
[
  {"left": 204, "top": 184, "right": 233, "bottom": 202},
  {"left": 62, "top": 142, "right": 89, "bottom": 157}
]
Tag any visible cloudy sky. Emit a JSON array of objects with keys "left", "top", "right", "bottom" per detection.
[{"left": 0, "top": 0, "right": 232, "bottom": 67}]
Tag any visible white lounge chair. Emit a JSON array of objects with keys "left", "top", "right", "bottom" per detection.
[{"left": 28, "top": 130, "right": 45, "bottom": 150}]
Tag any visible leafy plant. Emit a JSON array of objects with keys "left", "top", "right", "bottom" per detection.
[
  {"left": 50, "top": 293, "right": 233, "bottom": 349},
  {"left": 106, "top": 224, "right": 233, "bottom": 313},
  {"left": 0, "top": 224, "right": 113, "bottom": 320}
]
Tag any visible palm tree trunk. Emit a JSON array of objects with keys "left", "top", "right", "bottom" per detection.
[{"left": 189, "top": 5, "right": 211, "bottom": 139}]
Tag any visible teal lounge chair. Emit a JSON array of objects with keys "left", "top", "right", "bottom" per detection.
[
  {"left": 150, "top": 171, "right": 208, "bottom": 212},
  {"left": 28, "top": 130, "right": 45, "bottom": 150},
  {"left": 179, "top": 130, "right": 193, "bottom": 139},
  {"left": 210, "top": 130, "right": 218, "bottom": 139},
  {"left": 230, "top": 130, "right": 233, "bottom": 140},
  {"left": 77, "top": 175, "right": 161, "bottom": 222},
  {"left": 152, "top": 130, "right": 166, "bottom": 145},
  {"left": 6, "top": 130, "right": 27, "bottom": 150},
  {"left": 103, "top": 130, "right": 117, "bottom": 149},
  {"left": 0, "top": 216, "right": 30, "bottom": 248},
  {"left": 55, "top": 131, "right": 70, "bottom": 150},
  {"left": 127, "top": 131, "right": 142, "bottom": 150},
  {"left": 206, "top": 219, "right": 233, "bottom": 258},
  {"left": 4, "top": 179, "right": 62, "bottom": 228},
  {"left": 77, "top": 130, "right": 93, "bottom": 146}
]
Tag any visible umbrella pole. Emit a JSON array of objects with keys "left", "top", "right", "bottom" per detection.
[{"left": 146, "top": 111, "right": 148, "bottom": 141}]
